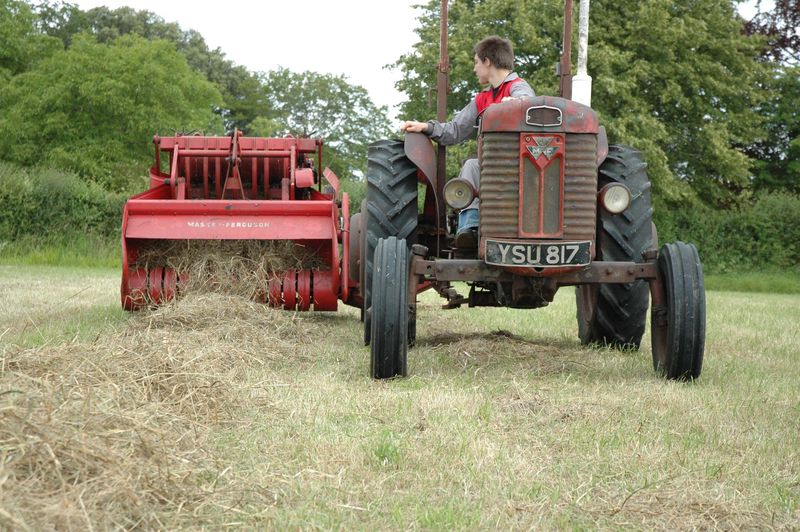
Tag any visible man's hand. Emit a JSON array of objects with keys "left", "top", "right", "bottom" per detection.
[
  {"left": 400, "top": 120, "right": 428, "bottom": 133},
  {"left": 501, "top": 96, "right": 519, "bottom": 103}
]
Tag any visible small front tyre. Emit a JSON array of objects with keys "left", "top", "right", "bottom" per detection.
[
  {"left": 370, "top": 236, "right": 410, "bottom": 379},
  {"left": 651, "top": 242, "right": 706, "bottom": 380}
]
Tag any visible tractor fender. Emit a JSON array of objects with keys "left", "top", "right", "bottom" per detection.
[
  {"left": 596, "top": 125, "right": 609, "bottom": 167},
  {"left": 404, "top": 132, "right": 437, "bottom": 190}
]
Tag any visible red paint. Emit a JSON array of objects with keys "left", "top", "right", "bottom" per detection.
[
  {"left": 121, "top": 131, "right": 349, "bottom": 312},
  {"left": 481, "top": 95, "right": 599, "bottom": 134},
  {"left": 518, "top": 133, "right": 565, "bottom": 238}
]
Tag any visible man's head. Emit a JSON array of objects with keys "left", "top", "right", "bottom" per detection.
[{"left": 473, "top": 36, "right": 514, "bottom": 71}]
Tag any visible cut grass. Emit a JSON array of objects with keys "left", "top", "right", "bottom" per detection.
[
  {"left": 1, "top": 266, "right": 798, "bottom": 529},
  {"left": 0, "top": 265, "right": 125, "bottom": 346}
]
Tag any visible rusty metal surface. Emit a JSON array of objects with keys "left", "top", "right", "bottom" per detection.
[
  {"left": 479, "top": 132, "right": 598, "bottom": 250},
  {"left": 560, "top": 0, "right": 574, "bottom": 99},
  {"left": 564, "top": 133, "right": 598, "bottom": 248},
  {"left": 480, "top": 133, "right": 519, "bottom": 241},
  {"left": 413, "top": 259, "right": 657, "bottom": 283},
  {"left": 404, "top": 133, "right": 437, "bottom": 190},
  {"left": 519, "top": 133, "right": 565, "bottom": 238},
  {"left": 481, "top": 95, "right": 599, "bottom": 134}
]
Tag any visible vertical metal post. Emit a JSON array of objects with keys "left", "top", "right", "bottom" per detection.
[
  {"left": 560, "top": 0, "right": 574, "bottom": 99},
  {"left": 572, "top": 0, "right": 593, "bottom": 106},
  {"left": 436, "top": 0, "right": 449, "bottom": 230}
]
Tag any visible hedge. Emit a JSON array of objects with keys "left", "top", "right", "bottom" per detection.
[
  {"left": 654, "top": 192, "right": 800, "bottom": 273},
  {"left": 0, "top": 162, "right": 125, "bottom": 245},
  {"left": 1, "top": 161, "right": 798, "bottom": 274}
]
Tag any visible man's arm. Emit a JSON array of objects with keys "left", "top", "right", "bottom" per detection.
[{"left": 400, "top": 100, "right": 479, "bottom": 147}]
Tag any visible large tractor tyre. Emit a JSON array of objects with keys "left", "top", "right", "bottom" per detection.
[
  {"left": 577, "top": 145, "right": 654, "bottom": 349},
  {"left": 370, "top": 237, "right": 409, "bottom": 379},
  {"left": 651, "top": 242, "right": 706, "bottom": 381},
  {"left": 363, "top": 139, "right": 418, "bottom": 345}
]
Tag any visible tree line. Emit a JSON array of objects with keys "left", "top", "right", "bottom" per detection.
[
  {"left": 0, "top": 0, "right": 392, "bottom": 191},
  {"left": 1, "top": 0, "right": 798, "bottom": 271}
]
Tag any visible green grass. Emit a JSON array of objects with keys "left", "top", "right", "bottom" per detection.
[
  {"left": 705, "top": 270, "right": 800, "bottom": 294},
  {"left": 0, "top": 236, "right": 120, "bottom": 268},
  {"left": 1, "top": 265, "right": 798, "bottom": 529}
]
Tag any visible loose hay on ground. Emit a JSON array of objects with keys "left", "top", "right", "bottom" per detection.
[
  {"left": 0, "top": 294, "right": 315, "bottom": 529},
  {"left": 135, "top": 240, "right": 327, "bottom": 301}
]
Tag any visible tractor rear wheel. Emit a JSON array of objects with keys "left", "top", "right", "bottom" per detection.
[
  {"left": 651, "top": 242, "right": 706, "bottom": 380},
  {"left": 577, "top": 145, "right": 654, "bottom": 349},
  {"left": 370, "top": 236, "right": 409, "bottom": 379},
  {"left": 363, "top": 139, "right": 418, "bottom": 345}
]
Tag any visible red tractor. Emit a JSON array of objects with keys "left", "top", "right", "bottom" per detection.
[{"left": 355, "top": 0, "right": 705, "bottom": 380}]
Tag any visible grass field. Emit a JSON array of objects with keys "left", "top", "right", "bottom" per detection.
[{"left": 1, "top": 265, "right": 798, "bottom": 529}]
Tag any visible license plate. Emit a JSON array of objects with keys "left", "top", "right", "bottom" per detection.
[{"left": 485, "top": 239, "right": 591, "bottom": 267}]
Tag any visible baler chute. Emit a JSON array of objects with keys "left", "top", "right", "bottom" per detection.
[{"left": 121, "top": 130, "right": 356, "bottom": 311}]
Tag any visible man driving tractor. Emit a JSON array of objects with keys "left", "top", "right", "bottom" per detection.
[{"left": 401, "top": 35, "right": 535, "bottom": 248}]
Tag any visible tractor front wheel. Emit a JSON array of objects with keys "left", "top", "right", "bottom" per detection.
[
  {"left": 363, "top": 139, "right": 418, "bottom": 345},
  {"left": 651, "top": 242, "right": 706, "bottom": 380},
  {"left": 370, "top": 236, "right": 410, "bottom": 379}
]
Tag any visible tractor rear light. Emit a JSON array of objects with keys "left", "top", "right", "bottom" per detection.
[
  {"left": 598, "top": 183, "right": 631, "bottom": 214},
  {"left": 444, "top": 178, "right": 477, "bottom": 210}
]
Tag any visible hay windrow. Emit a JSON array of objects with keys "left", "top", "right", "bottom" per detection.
[
  {"left": 135, "top": 240, "right": 327, "bottom": 301},
  {"left": 0, "top": 294, "right": 315, "bottom": 529}
]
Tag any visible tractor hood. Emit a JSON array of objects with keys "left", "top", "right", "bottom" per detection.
[{"left": 480, "top": 95, "right": 599, "bottom": 134}]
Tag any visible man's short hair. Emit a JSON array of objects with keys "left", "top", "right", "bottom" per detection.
[{"left": 474, "top": 36, "right": 514, "bottom": 70}]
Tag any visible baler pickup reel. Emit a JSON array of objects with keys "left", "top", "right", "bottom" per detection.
[{"left": 121, "top": 129, "right": 355, "bottom": 312}]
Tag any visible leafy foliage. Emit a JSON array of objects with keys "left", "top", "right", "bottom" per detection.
[
  {"left": 32, "top": 2, "right": 271, "bottom": 132},
  {"left": 0, "top": 33, "right": 223, "bottom": 190},
  {"left": 0, "top": 160, "right": 124, "bottom": 245},
  {"left": 744, "top": 0, "right": 800, "bottom": 64},
  {"left": 744, "top": 65, "right": 800, "bottom": 192},
  {"left": 0, "top": 0, "right": 60, "bottom": 80},
  {"left": 251, "top": 68, "right": 392, "bottom": 179},
  {"left": 395, "top": 0, "right": 767, "bottom": 206},
  {"left": 655, "top": 191, "right": 800, "bottom": 273},
  {"left": 741, "top": 1, "right": 800, "bottom": 193},
  {"left": 20, "top": 2, "right": 390, "bottom": 181}
]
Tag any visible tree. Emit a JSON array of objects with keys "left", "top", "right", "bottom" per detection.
[
  {"left": 0, "top": 0, "right": 60, "bottom": 80},
  {"left": 744, "top": 0, "right": 800, "bottom": 64},
  {"left": 742, "top": 0, "right": 800, "bottom": 192},
  {"left": 31, "top": 2, "right": 270, "bottom": 132},
  {"left": 0, "top": 34, "right": 223, "bottom": 191},
  {"left": 251, "top": 68, "right": 393, "bottom": 179},
  {"left": 394, "top": 0, "right": 767, "bottom": 206}
]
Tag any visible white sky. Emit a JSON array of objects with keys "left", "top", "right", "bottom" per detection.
[{"left": 69, "top": 0, "right": 423, "bottom": 120}]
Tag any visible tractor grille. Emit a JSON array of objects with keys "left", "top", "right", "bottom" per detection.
[{"left": 480, "top": 132, "right": 598, "bottom": 245}]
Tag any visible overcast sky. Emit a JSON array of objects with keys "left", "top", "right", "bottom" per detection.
[{"left": 69, "top": 0, "right": 423, "bottom": 120}]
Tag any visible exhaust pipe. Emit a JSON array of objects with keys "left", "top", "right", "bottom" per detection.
[{"left": 572, "top": 0, "right": 593, "bottom": 106}]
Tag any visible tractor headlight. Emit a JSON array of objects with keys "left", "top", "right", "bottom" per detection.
[
  {"left": 444, "top": 178, "right": 477, "bottom": 210},
  {"left": 598, "top": 183, "right": 632, "bottom": 214}
]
